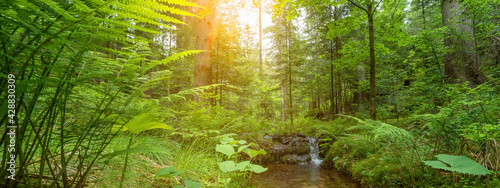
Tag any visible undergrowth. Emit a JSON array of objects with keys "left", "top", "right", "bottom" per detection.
[{"left": 319, "top": 83, "right": 500, "bottom": 187}]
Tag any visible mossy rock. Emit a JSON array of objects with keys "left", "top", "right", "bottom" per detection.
[{"left": 293, "top": 142, "right": 310, "bottom": 155}]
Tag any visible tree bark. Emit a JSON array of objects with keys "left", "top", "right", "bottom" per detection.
[
  {"left": 193, "top": 0, "right": 216, "bottom": 104},
  {"left": 330, "top": 40, "right": 336, "bottom": 114},
  {"left": 287, "top": 16, "right": 293, "bottom": 127},
  {"left": 441, "top": 0, "right": 485, "bottom": 87},
  {"left": 368, "top": 5, "right": 377, "bottom": 120},
  {"left": 259, "top": 0, "right": 263, "bottom": 72}
]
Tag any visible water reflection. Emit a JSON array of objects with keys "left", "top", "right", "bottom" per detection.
[{"left": 252, "top": 163, "right": 361, "bottom": 188}]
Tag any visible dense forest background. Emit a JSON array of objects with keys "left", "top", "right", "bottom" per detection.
[{"left": 0, "top": 0, "right": 499, "bottom": 187}]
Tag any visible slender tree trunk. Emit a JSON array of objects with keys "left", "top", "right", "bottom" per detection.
[
  {"left": 421, "top": 0, "right": 426, "bottom": 30},
  {"left": 281, "top": 83, "right": 286, "bottom": 121},
  {"left": 367, "top": 5, "right": 377, "bottom": 120},
  {"left": 193, "top": 0, "right": 216, "bottom": 104},
  {"left": 287, "top": 21, "right": 293, "bottom": 127},
  {"left": 214, "top": 40, "right": 219, "bottom": 106},
  {"left": 219, "top": 68, "right": 223, "bottom": 106},
  {"left": 259, "top": 0, "right": 263, "bottom": 72},
  {"left": 336, "top": 40, "right": 343, "bottom": 114},
  {"left": 333, "top": 6, "right": 343, "bottom": 114},
  {"left": 330, "top": 53, "right": 335, "bottom": 114}
]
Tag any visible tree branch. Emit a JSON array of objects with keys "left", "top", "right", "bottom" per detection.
[
  {"left": 347, "top": 0, "right": 369, "bottom": 15},
  {"left": 374, "top": 0, "right": 383, "bottom": 13},
  {"left": 390, "top": 0, "right": 402, "bottom": 18}
]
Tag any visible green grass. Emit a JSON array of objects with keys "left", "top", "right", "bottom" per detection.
[{"left": 89, "top": 134, "right": 230, "bottom": 187}]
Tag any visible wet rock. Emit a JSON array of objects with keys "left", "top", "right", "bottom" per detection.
[
  {"left": 292, "top": 132, "right": 307, "bottom": 138},
  {"left": 272, "top": 134, "right": 281, "bottom": 143},
  {"left": 281, "top": 136, "right": 292, "bottom": 144},
  {"left": 281, "top": 154, "right": 311, "bottom": 164},
  {"left": 293, "top": 141, "right": 310, "bottom": 155},
  {"left": 263, "top": 133, "right": 272, "bottom": 139},
  {"left": 272, "top": 144, "right": 287, "bottom": 154},
  {"left": 258, "top": 133, "right": 324, "bottom": 164}
]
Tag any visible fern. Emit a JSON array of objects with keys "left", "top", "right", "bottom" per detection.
[
  {"left": 0, "top": 0, "right": 201, "bottom": 186},
  {"left": 161, "top": 84, "right": 222, "bottom": 102},
  {"left": 161, "top": 50, "right": 205, "bottom": 64},
  {"left": 342, "top": 115, "right": 412, "bottom": 142}
]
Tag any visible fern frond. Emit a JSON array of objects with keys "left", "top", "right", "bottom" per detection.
[
  {"left": 0, "top": 11, "right": 43, "bottom": 35},
  {"left": 346, "top": 124, "right": 375, "bottom": 132},
  {"left": 158, "top": 0, "right": 202, "bottom": 8},
  {"left": 372, "top": 122, "right": 412, "bottom": 140},
  {"left": 161, "top": 50, "right": 204, "bottom": 64},
  {"left": 112, "top": 3, "right": 184, "bottom": 24},
  {"left": 37, "top": 0, "right": 77, "bottom": 21},
  {"left": 94, "top": 18, "right": 162, "bottom": 35},
  {"left": 338, "top": 114, "right": 367, "bottom": 125},
  {"left": 69, "top": 0, "right": 92, "bottom": 12},
  {"left": 92, "top": 45, "right": 136, "bottom": 57},
  {"left": 16, "top": 0, "right": 53, "bottom": 20},
  {"left": 124, "top": 1, "right": 198, "bottom": 18},
  {"left": 343, "top": 115, "right": 412, "bottom": 142},
  {"left": 160, "top": 84, "right": 222, "bottom": 102}
]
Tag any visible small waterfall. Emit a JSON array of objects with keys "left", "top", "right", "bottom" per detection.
[{"left": 307, "top": 137, "right": 323, "bottom": 165}]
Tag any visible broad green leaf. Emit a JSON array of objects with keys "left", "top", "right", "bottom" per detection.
[
  {"left": 237, "top": 140, "right": 247, "bottom": 144},
  {"left": 236, "top": 144, "right": 253, "bottom": 153},
  {"left": 156, "top": 166, "right": 184, "bottom": 178},
  {"left": 171, "top": 169, "right": 184, "bottom": 177},
  {"left": 124, "top": 113, "right": 172, "bottom": 133},
  {"left": 156, "top": 166, "right": 176, "bottom": 177},
  {"left": 235, "top": 161, "right": 250, "bottom": 171},
  {"left": 184, "top": 180, "right": 203, "bottom": 188},
  {"left": 216, "top": 144, "right": 235, "bottom": 158},
  {"left": 423, "top": 154, "right": 491, "bottom": 175},
  {"left": 219, "top": 161, "right": 237, "bottom": 172},
  {"left": 246, "top": 164, "right": 267, "bottom": 173},
  {"left": 220, "top": 137, "right": 235, "bottom": 144},
  {"left": 243, "top": 149, "right": 267, "bottom": 158}
]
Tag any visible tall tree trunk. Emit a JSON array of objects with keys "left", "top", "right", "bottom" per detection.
[
  {"left": 336, "top": 41, "right": 343, "bottom": 114},
  {"left": 287, "top": 19, "right": 293, "bottom": 128},
  {"left": 193, "top": 0, "right": 216, "bottom": 104},
  {"left": 441, "top": 0, "right": 485, "bottom": 87},
  {"left": 281, "top": 83, "right": 286, "bottom": 121},
  {"left": 259, "top": 0, "right": 263, "bottom": 72},
  {"left": 219, "top": 66, "right": 223, "bottom": 106},
  {"left": 367, "top": 5, "right": 377, "bottom": 120},
  {"left": 421, "top": 0, "right": 426, "bottom": 30},
  {"left": 330, "top": 40, "right": 335, "bottom": 115},
  {"left": 214, "top": 39, "right": 219, "bottom": 106},
  {"left": 334, "top": 6, "right": 344, "bottom": 114}
]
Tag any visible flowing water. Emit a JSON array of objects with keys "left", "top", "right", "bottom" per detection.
[
  {"left": 251, "top": 137, "right": 360, "bottom": 188},
  {"left": 307, "top": 137, "right": 323, "bottom": 165}
]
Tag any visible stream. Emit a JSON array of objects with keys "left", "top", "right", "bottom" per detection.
[{"left": 252, "top": 137, "right": 361, "bottom": 188}]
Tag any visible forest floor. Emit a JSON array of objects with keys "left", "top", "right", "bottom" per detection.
[{"left": 89, "top": 113, "right": 500, "bottom": 188}]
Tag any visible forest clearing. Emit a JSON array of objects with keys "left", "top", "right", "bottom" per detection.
[{"left": 1, "top": 0, "right": 500, "bottom": 187}]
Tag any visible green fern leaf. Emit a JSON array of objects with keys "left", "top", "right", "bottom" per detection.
[
  {"left": 161, "top": 50, "right": 204, "bottom": 64},
  {"left": 158, "top": 0, "right": 202, "bottom": 8}
]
